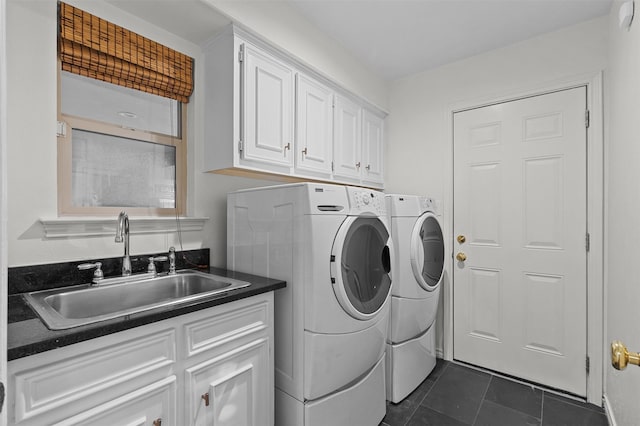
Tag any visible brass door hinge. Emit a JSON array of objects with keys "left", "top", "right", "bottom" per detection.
[
  {"left": 586, "top": 232, "right": 590, "bottom": 252},
  {"left": 585, "top": 110, "right": 590, "bottom": 128},
  {"left": 56, "top": 121, "right": 67, "bottom": 137}
]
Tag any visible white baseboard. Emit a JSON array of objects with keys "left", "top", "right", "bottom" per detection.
[{"left": 603, "top": 394, "right": 617, "bottom": 426}]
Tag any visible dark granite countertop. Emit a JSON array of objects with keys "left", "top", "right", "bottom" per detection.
[{"left": 8, "top": 267, "right": 285, "bottom": 361}]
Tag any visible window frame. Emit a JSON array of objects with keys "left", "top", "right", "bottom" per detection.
[{"left": 57, "top": 67, "right": 187, "bottom": 217}]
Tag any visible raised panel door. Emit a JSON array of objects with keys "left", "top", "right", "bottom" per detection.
[
  {"left": 241, "top": 43, "right": 294, "bottom": 168},
  {"left": 453, "top": 87, "right": 587, "bottom": 396},
  {"left": 295, "top": 74, "right": 333, "bottom": 176},
  {"left": 333, "top": 94, "right": 361, "bottom": 180},
  {"left": 362, "top": 109, "right": 384, "bottom": 185},
  {"left": 185, "top": 338, "right": 271, "bottom": 426}
]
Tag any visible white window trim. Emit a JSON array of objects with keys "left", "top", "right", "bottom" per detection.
[{"left": 39, "top": 216, "right": 208, "bottom": 239}]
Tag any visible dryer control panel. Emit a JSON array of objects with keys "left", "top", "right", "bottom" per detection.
[
  {"left": 419, "top": 196, "right": 436, "bottom": 214},
  {"left": 346, "top": 187, "right": 386, "bottom": 215}
]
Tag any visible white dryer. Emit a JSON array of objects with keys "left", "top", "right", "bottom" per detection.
[
  {"left": 385, "top": 194, "right": 445, "bottom": 403},
  {"left": 228, "top": 183, "right": 393, "bottom": 426}
]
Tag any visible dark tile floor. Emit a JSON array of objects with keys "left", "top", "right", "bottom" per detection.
[{"left": 381, "top": 360, "right": 608, "bottom": 426}]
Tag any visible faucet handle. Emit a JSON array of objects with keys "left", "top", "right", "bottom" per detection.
[
  {"left": 78, "top": 262, "right": 104, "bottom": 284},
  {"left": 168, "top": 247, "right": 176, "bottom": 275},
  {"left": 147, "top": 256, "right": 168, "bottom": 275}
]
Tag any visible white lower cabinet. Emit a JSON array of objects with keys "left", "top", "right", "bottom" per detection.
[{"left": 8, "top": 293, "right": 274, "bottom": 426}]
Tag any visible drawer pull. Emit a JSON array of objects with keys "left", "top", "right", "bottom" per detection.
[
  {"left": 202, "top": 392, "right": 210, "bottom": 407},
  {"left": 153, "top": 419, "right": 162, "bottom": 426}
]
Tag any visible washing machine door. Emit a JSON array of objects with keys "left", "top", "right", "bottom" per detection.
[
  {"left": 410, "top": 212, "right": 445, "bottom": 291},
  {"left": 330, "top": 215, "right": 392, "bottom": 320}
]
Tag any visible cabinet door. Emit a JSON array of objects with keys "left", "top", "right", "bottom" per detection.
[
  {"left": 185, "top": 338, "right": 271, "bottom": 426},
  {"left": 54, "top": 376, "right": 176, "bottom": 426},
  {"left": 362, "top": 109, "right": 384, "bottom": 185},
  {"left": 241, "top": 43, "right": 294, "bottom": 168},
  {"left": 333, "top": 94, "right": 362, "bottom": 180},
  {"left": 295, "top": 74, "right": 333, "bottom": 176}
]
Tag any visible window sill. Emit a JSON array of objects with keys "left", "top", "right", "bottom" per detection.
[{"left": 40, "top": 216, "right": 209, "bottom": 239}]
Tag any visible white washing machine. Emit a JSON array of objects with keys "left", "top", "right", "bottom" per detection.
[
  {"left": 227, "top": 183, "right": 393, "bottom": 426},
  {"left": 385, "top": 194, "right": 445, "bottom": 403}
]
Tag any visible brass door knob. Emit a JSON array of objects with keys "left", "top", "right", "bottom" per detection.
[
  {"left": 456, "top": 252, "right": 467, "bottom": 262},
  {"left": 611, "top": 340, "right": 640, "bottom": 370},
  {"left": 457, "top": 235, "right": 466, "bottom": 244}
]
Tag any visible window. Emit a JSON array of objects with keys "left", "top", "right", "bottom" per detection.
[
  {"left": 57, "top": 2, "right": 193, "bottom": 216},
  {"left": 58, "top": 72, "right": 187, "bottom": 216}
]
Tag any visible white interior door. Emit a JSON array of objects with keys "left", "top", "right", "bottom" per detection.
[{"left": 453, "top": 87, "right": 588, "bottom": 396}]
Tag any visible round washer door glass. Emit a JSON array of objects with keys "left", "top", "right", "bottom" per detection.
[
  {"left": 331, "top": 216, "right": 392, "bottom": 320},
  {"left": 410, "top": 212, "right": 445, "bottom": 291}
]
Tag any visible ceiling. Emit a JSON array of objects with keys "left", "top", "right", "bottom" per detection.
[{"left": 108, "top": 0, "right": 613, "bottom": 82}]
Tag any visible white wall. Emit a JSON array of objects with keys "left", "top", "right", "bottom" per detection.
[
  {"left": 386, "top": 16, "right": 608, "bottom": 356},
  {"left": 6, "top": 0, "right": 384, "bottom": 268},
  {"left": 386, "top": 16, "right": 608, "bottom": 199},
  {"left": 0, "top": 0, "right": 8, "bottom": 422},
  {"left": 604, "top": 1, "right": 640, "bottom": 424}
]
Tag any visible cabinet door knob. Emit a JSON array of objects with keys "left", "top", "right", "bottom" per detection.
[
  {"left": 456, "top": 252, "right": 467, "bottom": 262},
  {"left": 365, "top": 164, "right": 371, "bottom": 171},
  {"left": 356, "top": 161, "right": 361, "bottom": 168},
  {"left": 302, "top": 147, "right": 308, "bottom": 155},
  {"left": 153, "top": 419, "right": 162, "bottom": 426},
  {"left": 284, "top": 143, "right": 291, "bottom": 151}
]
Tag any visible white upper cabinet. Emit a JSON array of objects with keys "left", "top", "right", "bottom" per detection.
[
  {"left": 203, "top": 25, "right": 386, "bottom": 188},
  {"left": 242, "top": 43, "right": 294, "bottom": 168},
  {"left": 362, "top": 109, "right": 385, "bottom": 186},
  {"left": 295, "top": 74, "right": 333, "bottom": 177},
  {"left": 334, "top": 95, "right": 385, "bottom": 186},
  {"left": 333, "top": 94, "right": 362, "bottom": 181}
]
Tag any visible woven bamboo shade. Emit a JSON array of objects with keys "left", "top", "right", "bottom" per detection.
[{"left": 58, "top": 2, "right": 194, "bottom": 103}]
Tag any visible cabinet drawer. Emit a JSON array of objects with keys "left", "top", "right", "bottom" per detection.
[
  {"left": 12, "top": 329, "right": 176, "bottom": 423},
  {"left": 183, "top": 298, "right": 270, "bottom": 358},
  {"left": 54, "top": 376, "right": 177, "bottom": 426}
]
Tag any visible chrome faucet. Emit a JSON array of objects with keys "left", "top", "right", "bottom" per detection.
[{"left": 115, "top": 211, "right": 132, "bottom": 276}]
